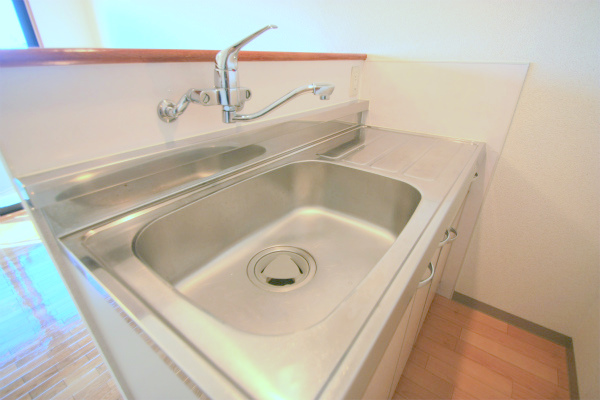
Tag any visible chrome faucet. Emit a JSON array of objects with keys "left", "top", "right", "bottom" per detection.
[{"left": 158, "top": 25, "right": 335, "bottom": 123}]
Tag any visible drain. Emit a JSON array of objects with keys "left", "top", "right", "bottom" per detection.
[{"left": 247, "top": 246, "right": 316, "bottom": 292}]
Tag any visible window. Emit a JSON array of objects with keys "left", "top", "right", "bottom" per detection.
[
  {"left": 0, "top": 0, "right": 39, "bottom": 49},
  {"left": 0, "top": 1, "right": 38, "bottom": 213}
]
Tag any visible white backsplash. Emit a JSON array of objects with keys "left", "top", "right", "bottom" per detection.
[{"left": 0, "top": 59, "right": 362, "bottom": 177}]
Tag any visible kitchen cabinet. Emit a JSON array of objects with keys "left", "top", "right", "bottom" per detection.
[
  {"left": 362, "top": 299, "right": 412, "bottom": 399},
  {"left": 418, "top": 197, "right": 467, "bottom": 333},
  {"left": 362, "top": 178, "right": 474, "bottom": 399}
]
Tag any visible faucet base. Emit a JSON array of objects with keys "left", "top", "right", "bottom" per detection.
[
  {"left": 157, "top": 100, "right": 179, "bottom": 123},
  {"left": 222, "top": 109, "right": 235, "bottom": 124}
]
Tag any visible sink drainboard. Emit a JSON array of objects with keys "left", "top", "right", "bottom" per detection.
[{"left": 247, "top": 246, "right": 316, "bottom": 292}]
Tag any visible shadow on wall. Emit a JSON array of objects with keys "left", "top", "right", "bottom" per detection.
[{"left": 459, "top": 158, "right": 598, "bottom": 325}]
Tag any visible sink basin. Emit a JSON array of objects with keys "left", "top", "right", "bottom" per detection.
[
  {"left": 59, "top": 122, "right": 481, "bottom": 400},
  {"left": 133, "top": 161, "right": 421, "bottom": 335}
]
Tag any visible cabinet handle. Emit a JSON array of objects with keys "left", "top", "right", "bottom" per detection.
[
  {"left": 448, "top": 227, "right": 458, "bottom": 242},
  {"left": 439, "top": 230, "right": 450, "bottom": 247},
  {"left": 439, "top": 227, "right": 458, "bottom": 247},
  {"left": 418, "top": 262, "right": 435, "bottom": 288}
]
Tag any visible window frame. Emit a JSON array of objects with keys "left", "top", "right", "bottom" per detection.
[{"left": 11, "top": 0, "right": 40, "bottom": 48}]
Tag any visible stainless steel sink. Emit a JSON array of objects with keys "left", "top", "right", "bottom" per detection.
[
  {"left": 133, "top": 161, "right": 420, "bottom": 335},
  {"left": 57, "top": 121, "right": 481, "bottom": 400}
]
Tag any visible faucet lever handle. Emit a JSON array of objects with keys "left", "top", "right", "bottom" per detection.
[{"left": 215, "top": 25, "right": 278, "bottom": 71}]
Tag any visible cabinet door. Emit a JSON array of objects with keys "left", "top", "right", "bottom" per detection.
[
  {"left": 393, "top": 249, "right": 440, "bottom": 386},
  {"left": 435, "top": 195, "right": 467, "bottom": 291},
  {"left": 362, "top": 299, "right": 412, "bottom": 399},
  {"left": 418, "top": 197, "right": 467, "bottom": 330}
]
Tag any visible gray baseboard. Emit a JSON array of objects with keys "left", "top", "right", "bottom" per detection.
[{"left": 452, "top": 291, "right": 579, "bottom": 400}]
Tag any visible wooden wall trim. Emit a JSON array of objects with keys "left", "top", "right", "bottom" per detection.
[{"left": 0, "top": 48, "right": 367, "bottom": 67}]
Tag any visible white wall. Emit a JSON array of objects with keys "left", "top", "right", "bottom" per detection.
[{"left": 23, "top": 0, "right": 600, "bottom": 397}]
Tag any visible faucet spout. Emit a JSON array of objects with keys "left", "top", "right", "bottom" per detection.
[{"left": 228, "top": 83, "right": 334, "bottom": 123}]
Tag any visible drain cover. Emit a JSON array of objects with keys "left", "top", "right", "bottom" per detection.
[{"left": 247, "top": 246, "right": 316, "bottom": 292}]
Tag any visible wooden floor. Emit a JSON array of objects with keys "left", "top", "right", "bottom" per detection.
[
  {"left": 0, "top": 212, "right": 122, "bottom": 400},
  {"left": 0, "top": 211, "right": 571, "bottom": 400},
  {"left": 395, "top": 295, "right": 571, "bottom": 399}
]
